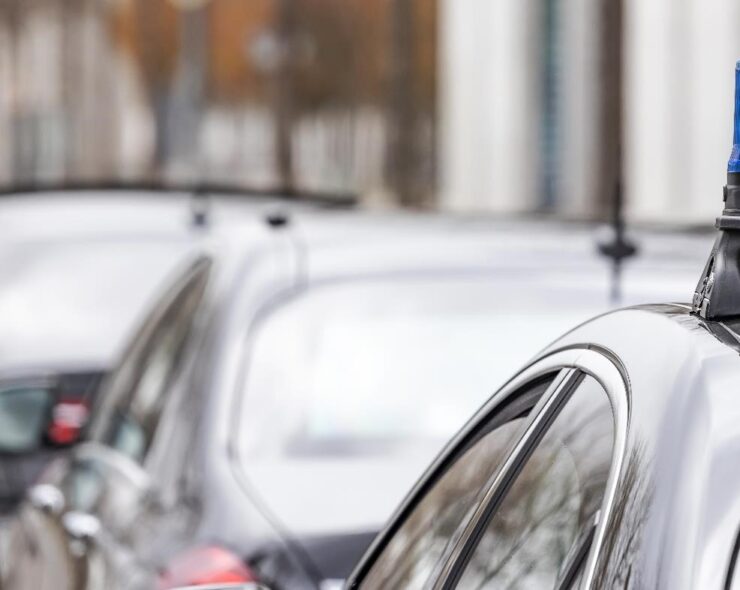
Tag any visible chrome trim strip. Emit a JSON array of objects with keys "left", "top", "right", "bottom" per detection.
[
  {"left": 434, "top": 368, "right": 583, "bottom": 589},
  {"left": 422, "top": 367, "right": 576, "bottom": 587},
  {"left": 433, "top": 347, "right": 630, "bottom": 590},
  {"left": 345, "top": 359, "right": 568, "bottom": 589}
]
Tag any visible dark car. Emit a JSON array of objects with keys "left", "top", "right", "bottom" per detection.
[
  {"left": 0, "top": 206, "right": 710, "bottom": 590},
  {"left": 345, "top": 301, "right": 740, "bottom": 590},
  {"left": 0, "top": 371, "right": 102, "bottom": 513}
]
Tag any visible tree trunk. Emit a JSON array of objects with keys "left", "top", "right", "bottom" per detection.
[
  {"left": 387, "top": 0, "right": 422, "bottom": 207},
  {"left": 274, "top": 0, "right": 296, "bottom": 192},
  {"left": 597, "top": 0, "right": 623, "bottom": 219}
]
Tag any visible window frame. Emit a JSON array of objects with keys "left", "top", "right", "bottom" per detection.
[{"left": 347, "top": 347, "right": 629, "bottom": 590}]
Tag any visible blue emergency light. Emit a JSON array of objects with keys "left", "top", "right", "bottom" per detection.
[
  {"left": 729, "top": 61, "right": 740, "bottom": 173},
  {"left": 693, "top": 60, "right": 740, "bottom": 319}
]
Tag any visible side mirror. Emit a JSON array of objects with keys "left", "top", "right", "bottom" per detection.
[{"left": 27, "top": 483, "right": 65, "bottom": 516}]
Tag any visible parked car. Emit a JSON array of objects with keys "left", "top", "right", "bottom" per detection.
[
  {"left": 0, "top": 190, "right": 247, "bottom": 512},
  {"left": 0, "top": 371, "right": 102, "bottom": 513},
  {"left": 0, "top": 204, "right": 712, "bottom": 590}
]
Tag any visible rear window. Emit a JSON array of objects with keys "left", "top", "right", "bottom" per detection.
[
  {"left": 233, "top": 278, "right": 606, "bottom": 536},
  {"left": 237, "top": 279, "right": 599, "bottom": 459}
]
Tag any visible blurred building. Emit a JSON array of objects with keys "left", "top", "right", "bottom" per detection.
[
  {"left": 624, "top": 0, "right": 740, "bottom": 224},
  {"left": 438, "top": 0, "right": 740, "bottom": 225},
  {"left": 438, "top": 0, "right": 604, "bottom": 218},
  {"left": 0, "top": 0, "right": 437, "bottom": 204},
  {"left": 0, "top": 0, "right": 738, "bottom": 223}
]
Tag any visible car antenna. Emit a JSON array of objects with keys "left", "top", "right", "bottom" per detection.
[
  {"left": 694, "top": 60, "right": 740, "bottom": 319},
  {"left": 598, "top": 166, "right": 638, "bottom": 305},
  {"left": 189, "top": 183, "right": 211, "bottom": 230}
]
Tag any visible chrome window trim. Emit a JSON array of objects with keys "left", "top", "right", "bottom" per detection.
[
  {"left": 346, "top": 361, "right": 564, "bottom": 589},
  {"left": 433, "top": 368, "right": 583, "bottom": 588},
  {"left": 433, "top": 347, "right": 630, "bottom": 590},
  {"left": 417, "top": 368, "right": 577, "bottom": 587}
]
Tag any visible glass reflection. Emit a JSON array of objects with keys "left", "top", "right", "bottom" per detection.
[
  {"left": 361, "top": 419, "right": 525, "bottom": 590},
  {"left": 592, "top": 444, "right": 652, "bottom": 589},
  {"left": 457, "top": 376, "right": 614, "bottom": 590}
]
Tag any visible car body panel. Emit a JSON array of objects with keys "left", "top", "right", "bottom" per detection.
[{"left": 549, "top": 306, "right": 740, "bottom": 589}]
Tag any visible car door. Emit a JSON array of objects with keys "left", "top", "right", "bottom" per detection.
[
  {"left": 347, "top": 348, "right": 627, "bottom": 590},
  {"left": 2, "top": 258, "right": 212, "bottom": 590}
]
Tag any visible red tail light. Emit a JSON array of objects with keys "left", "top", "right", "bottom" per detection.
[
  {"left": 157, "top": 545, "right": 258, "bottom": 590},
  {"left": 47, "top": 400, "right": 90, "bottom": 446}
]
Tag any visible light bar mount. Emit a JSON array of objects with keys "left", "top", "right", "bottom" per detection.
[{"left": 693, "top": 173, "right": 740, "bottom": 319}]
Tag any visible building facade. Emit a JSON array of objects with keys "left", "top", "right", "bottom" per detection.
[{"left": 438, "top": 0, "right": 740, "bottom": 225}]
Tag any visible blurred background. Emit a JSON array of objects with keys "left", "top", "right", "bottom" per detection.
[
  {"left": 0, "top": 0, "right": 737, "bottom": 222},
  {"left": 0, "top": 3, "right": 731, "bottom": 586}
]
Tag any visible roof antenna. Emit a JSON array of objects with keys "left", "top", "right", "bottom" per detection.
[
  {"left": 190, "top": 184, "right": 211, "bottom": 230},
  {"left": 598, "top": 177, "right": 638, "bottom": 305},
  {"left": 694, "top": 61, "right": 740, "bottom": 319}
]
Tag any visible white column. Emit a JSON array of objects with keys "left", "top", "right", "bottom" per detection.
[
  {"left": 626, "top": 0, "right": 740, "bottom": 224},
  {"left": 438, "top": 0, "right": 542, "bottom": 213},
  {"left": 685, "top": 0, "right": 740, "bottom": 222},
  {"left": 557, "top": 0, "right": 600, "bottom": 218},
  {"left": 624, "top": 0, "right": 687, "bottom": 223}
]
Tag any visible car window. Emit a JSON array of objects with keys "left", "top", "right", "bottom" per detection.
[
  {"left": 360, "top": 377, "right": 554, "bottom": 590},
  {"left": 456, "top": 375, "right": 614, "bottom": 590},
  {"left": 92, "top": 260, "right": 210, "bottom": 464},
  {"left": 0, "top": 387, "right": 52, "bottom": 453},
  {"left": 239, "top": 280, "right": 601, "bottom": 459},
  {"left": 236, "top": 279, "right": 605, "bottom": 538}
]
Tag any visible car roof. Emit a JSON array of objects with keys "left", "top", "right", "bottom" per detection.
[
  {"left": 539, "top": 305, "right": 740, "bottom": 587},
  {"left": 0, "top": 192, "right": 258, "bottom": 374},
  {"left": 7, "top": 191, "right": 707, "bottom": 395},
  {"left": 292, "top": 211, "right": 714, "bottom": 304},
  {"left": 0, "top": 189, "right": 346, "bottom": 375},
  {"left": 0, "top": 190, "right": 320, "bottom": 240}
]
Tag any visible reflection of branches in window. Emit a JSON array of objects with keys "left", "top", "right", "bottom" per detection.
[
  {"left": 366, "top": 431, "right": 517, "bottom": 588},
  {"left": 502, "top": 559, "right": 537, "bottom": 590},
  {"left": 592, "top": 443, "right": 652, "bottom": 589},
  {"left": 384, "top": 498, "right": 469, "bottom": 587},
  {"left": 466, "top": 482, "right": 576, "bottom": 590},
  {"left": 558, "top": 405, "right": 612, "bottom": 525},
  {"left": 462, "top": 449, "right": 579, "bottom": 590}
]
